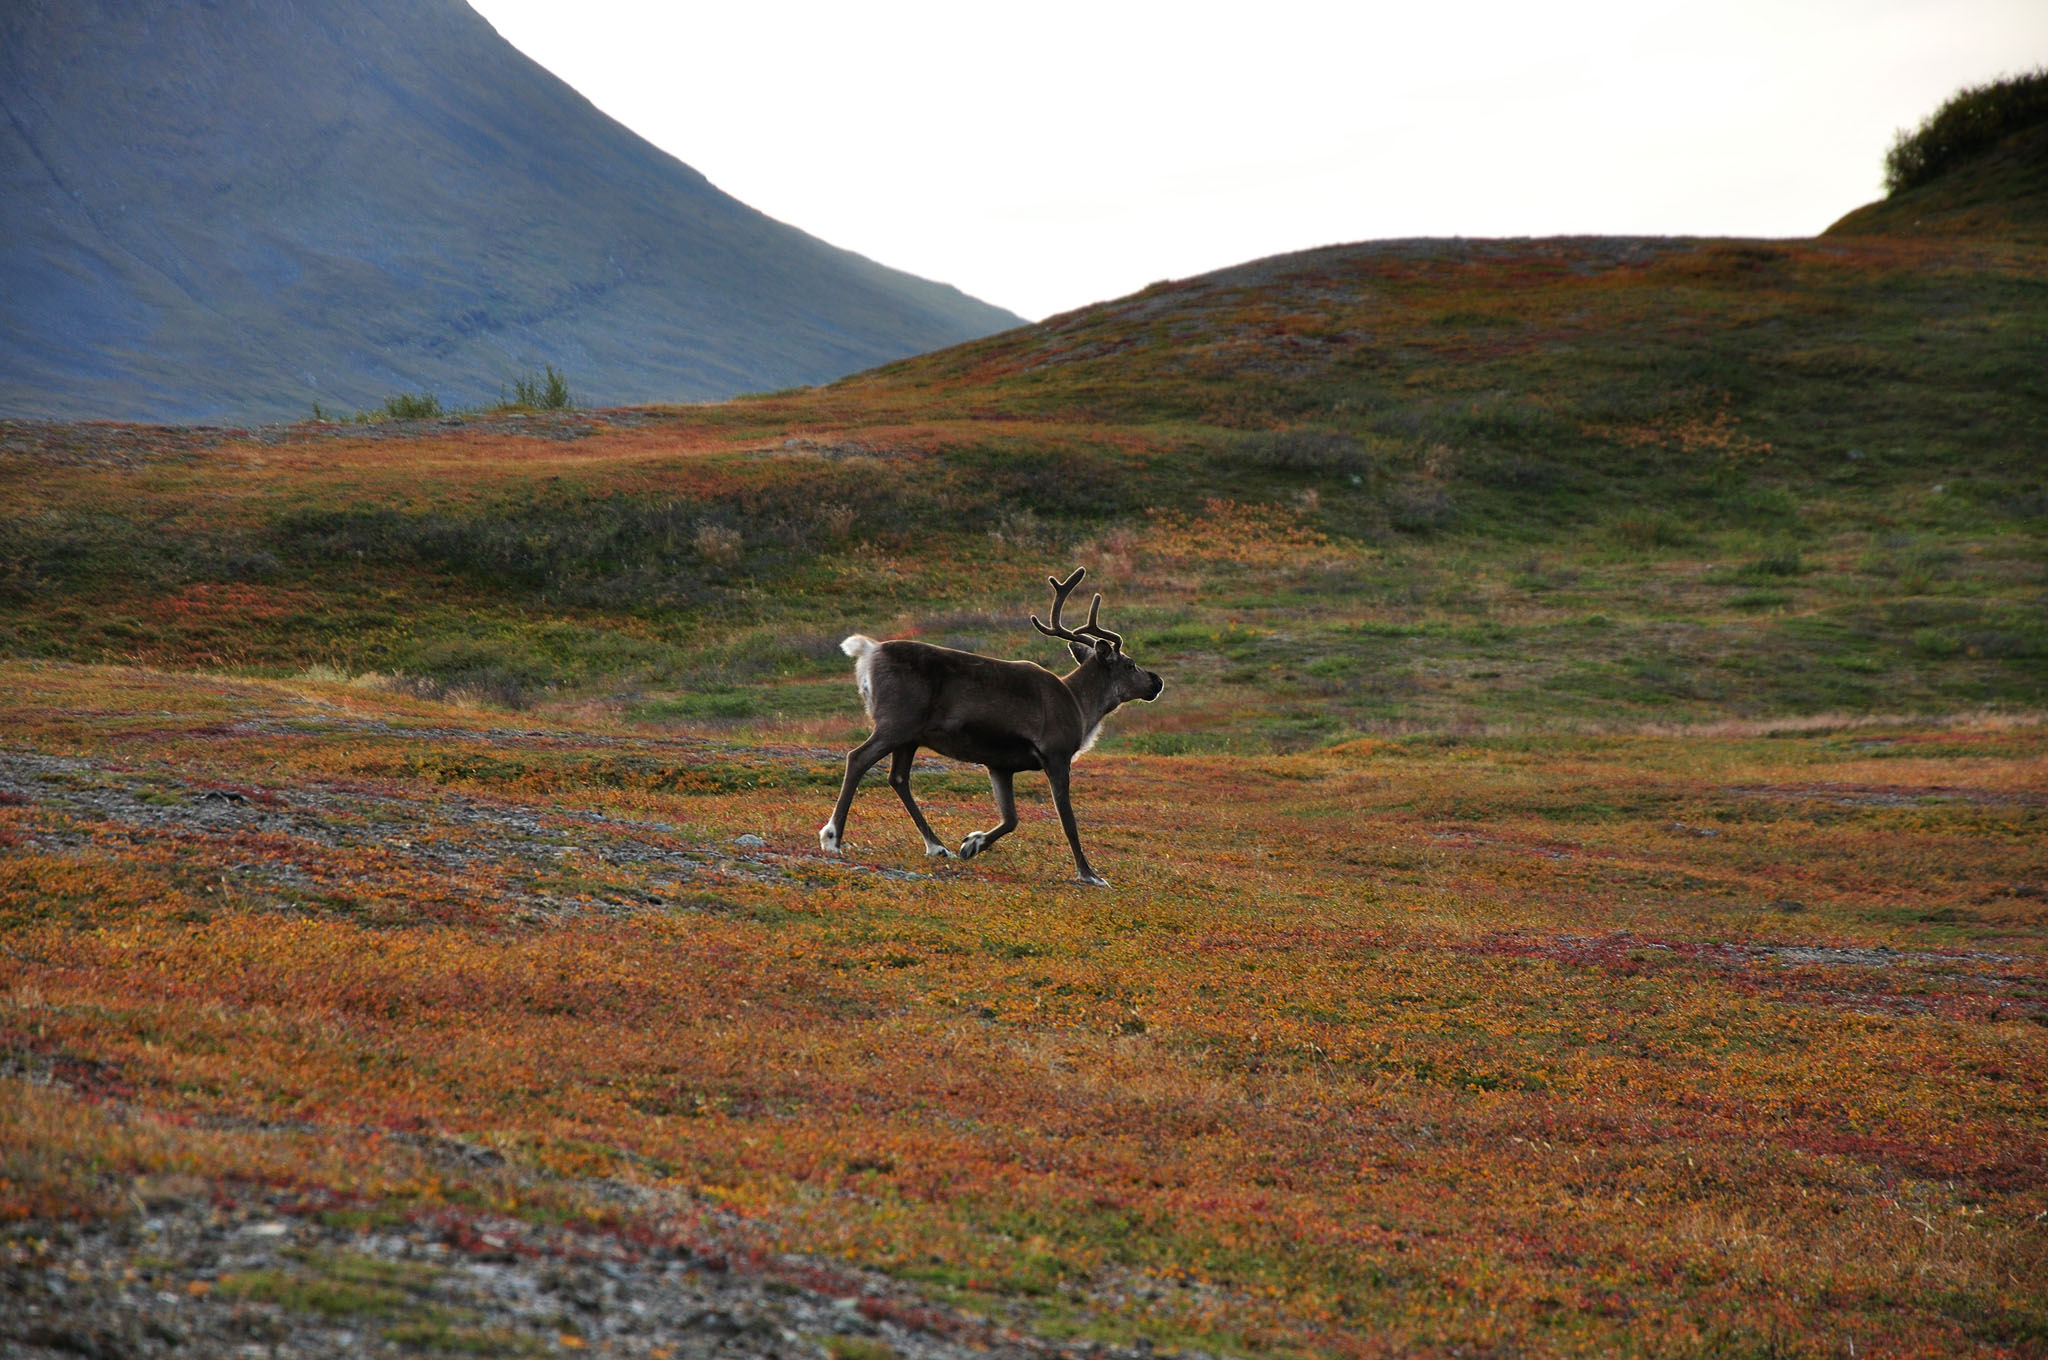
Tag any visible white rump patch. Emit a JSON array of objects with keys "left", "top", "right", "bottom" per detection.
[{"left": 841, "top": 634, "right": 879, "bottom": 717}]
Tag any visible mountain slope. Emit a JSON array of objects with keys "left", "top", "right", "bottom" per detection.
[{"left": 0, "top": 0, "right": 1022, "bottom": 422}]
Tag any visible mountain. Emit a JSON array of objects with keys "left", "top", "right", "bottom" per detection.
[{"left": 0, "top": 0, "right": 1023, "bottom": 423}]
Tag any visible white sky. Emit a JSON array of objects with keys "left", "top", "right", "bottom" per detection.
[{"left": 469, "top": 0, "right": 2047, "bottom": 321}]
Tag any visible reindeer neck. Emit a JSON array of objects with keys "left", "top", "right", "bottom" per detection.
[{"left": 1061, "top": 658, "right": 1119, "bottom": 724}]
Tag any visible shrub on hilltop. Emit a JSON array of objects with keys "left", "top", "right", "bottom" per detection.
[
  {"left": 506, "top": 364, "right": 572, "bottom": 411},
  {"left": 1884, "top": 67, "right": 2048, "bottom": 194},
  {"left": 377, "top": 391, "right": 442, "bottom": 420}
]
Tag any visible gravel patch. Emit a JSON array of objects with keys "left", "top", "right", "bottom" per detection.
[
  {"left": 0, "top": 1185, "right": 1150, "bottom": 1360},
  {"left": 0, "top": 742, "right": 928, "bottom": 926}
]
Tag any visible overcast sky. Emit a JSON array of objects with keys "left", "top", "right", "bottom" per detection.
[{"left": 470, "top": 0, "right": 2046, "bottom": 321}]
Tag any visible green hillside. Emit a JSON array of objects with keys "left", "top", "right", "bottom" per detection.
[
  {"left": 1828, "top": 69, "right": 2048, "bottom": 241},
  {"left": 1828, "top": 119, "right": 2048, "bottom": 242},
  {"left": 3, "top": 227, "right": 2042, "bottom": 745}
]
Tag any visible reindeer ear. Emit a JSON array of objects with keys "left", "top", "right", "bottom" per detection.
[
  {"left": 1068, "top": 641, "right": 1092, "bottom": 665},
  {"left": 1092, "top": 637, "right": 1117, "bottom": 659}
]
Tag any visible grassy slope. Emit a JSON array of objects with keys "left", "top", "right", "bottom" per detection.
[
  {"left": 3, "top": 233, "right": 2043, "bottom": 742},
  {"left": 2, "top": 227, "right": 2046, "bottom": 1355},
  {"left": 1827, "top": 120, "right": 2048, "bottom": 244}
]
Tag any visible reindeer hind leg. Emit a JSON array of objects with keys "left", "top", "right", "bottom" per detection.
[
  {"left": 888, "top": 746, "right": 953, "bottom": 858},
  {"left": 820, "top": 731, "right": 893, "bottom": 853},
  {"left": 959, "top": 768, "right": 1019, "bottom": 861}
]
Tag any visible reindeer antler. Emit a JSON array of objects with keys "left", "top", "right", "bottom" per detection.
[{"left": 1031, "top": 567, "right": 1123, "bottom": 653}]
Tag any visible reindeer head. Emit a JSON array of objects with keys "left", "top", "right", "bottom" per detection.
[{"left": 1031, "top": 567, "right": 1165, "bottom": 707}]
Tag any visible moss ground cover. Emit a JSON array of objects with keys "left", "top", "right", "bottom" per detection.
[{"left": 1, "top": 660, "right": 2043, "bottom": 1355}]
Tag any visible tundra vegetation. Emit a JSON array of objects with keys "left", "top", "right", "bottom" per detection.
[{"left": 1, "top": 90, "right": 2045, "bottom": 1357}]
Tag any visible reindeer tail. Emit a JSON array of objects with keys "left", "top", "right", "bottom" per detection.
[{"left": 841, "top": 635, "right": 879, "bottom": 716}]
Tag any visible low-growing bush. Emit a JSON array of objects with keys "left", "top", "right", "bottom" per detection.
[
  {"left": 376, "top": 392, "right": 442, "bottom": 421},
  {"left": 1452, "top": 394, "right": 1569, "bottom": 446},
  {"left": 961, "top": 444, "right": 1137, "bottom": 518},
  {"left": 205, "top": 548, "right": 282, "bottom": 581},
  {"left": 1962, "top": 609, "right": 2048, "bottom": 659},
  {"left": 988, "top": 507, "right": 1061, "bottom": 552},
  {"left": 694, "top": 524, "right": 743, "bottom": 567},
  {"left": 1231, "top": 429, "right": 1373, "bottom": 476},
  {"left": 1378, "top": 393, "right": 1569, "bottom": 453},
  {"left": 1478, "top": 454, "right": 1563, "bottom": 491},
  {"left": 270, "top": 469, "right": 964, "bottom": 606},
  {"left": 817, "top": 502, "right": 858, "bottom": 538},
  {"left": 1885, "top": 68, "right": 2048, "bottom": 194},
  {"left": 1742, "top": 549, "right": 1805, "bottom": 577},
  {"left": 1608, "top": 514, "right": 1691, "bottom": 550},
  {"left": 385, "top": 665, "right": 541, "bottom": 710},
  {"left": 506, "top": 365, "right": 572, "bottom": 410},
  {"left": 0, "top": 512, "right": 220, "bottom": 595},
  {"left": 1912, "top": 628, "right": 1964, "bottom": 658},
  {"left": 1388, "top": 478, "right": 1455, "bottom": 533},
  {"left": 1710, "top": 482, "right": 1803, "bottom": 527}
]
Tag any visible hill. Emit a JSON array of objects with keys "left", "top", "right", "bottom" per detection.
[
  {"left": 0, "top": 0, "right": 1022, "bottom": 423},
  {"left": 1826, "top": 119, "right": 2048, "bottom": 242},
  {"left": 5, "top": 229, "right": 2037, "bottom": 736},
  {"left": 1826, "top": 68, "right": 2048, "bottom": 242}
]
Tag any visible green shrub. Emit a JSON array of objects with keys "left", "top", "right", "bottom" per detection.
[
  {"left": 1231, "top": 429, "right": 1372, "bottom": 476},
  {"left": 508, "top": 365, "right": 573, "bottom": 410},
  {"left": 1608, "top": 514, "right": 1691, "bottom": 550},
  {"left": 387, "top": 639, "right": 552, "bottom": 709},
  {"left": 1962, "top": 611, "right": 2048, "bottom": 659},
  {"left": 1742, "top": 549, "right": 1804, "bottom": 577},
  {"left": 1477, "top": 454, "right": 1562, "bottom": 491},
  {"left": 1388, "top": 478, "right": 1454, "bottom": 533},
  {"left": 1885, "top": 68, "right": 2048, "bottom": 194},
  {"left": 376, "top": 392, "right": 442, "bottom": 421},
  {"left": 1912, "top": 628, "right": 1964, "bottom": 658}
]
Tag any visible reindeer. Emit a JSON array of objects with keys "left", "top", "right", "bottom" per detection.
[{"left": 818, "top": 568, "right": 1164, "bottom": 887}]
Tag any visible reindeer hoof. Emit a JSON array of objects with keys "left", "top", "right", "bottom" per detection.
[
  {"left": 924, "top": 843, "right": 955, "bottom": 859},
  {"left": 1077, "top": 873, "right": 1111, "bottom": 889},
  {"left": 958, "top": 835, "right": 984, "bottom": 860},
  {"left": 818, "top": 824, "right": 842, "bottom": 854}
]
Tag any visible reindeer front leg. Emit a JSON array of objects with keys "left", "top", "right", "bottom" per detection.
[
  {"left": 1044, "top": 757, "right": 1109, "bottom": 888},
  {"left": 959, "top": 768, "right": 1019, "bottom": 861}
]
